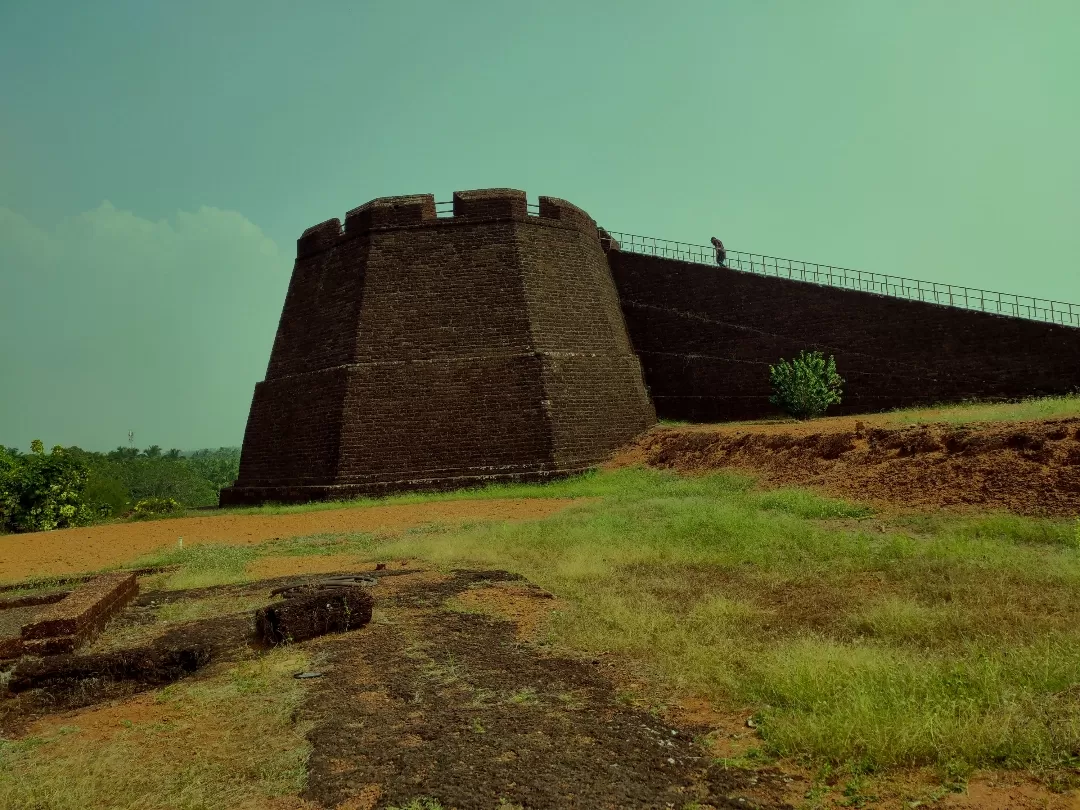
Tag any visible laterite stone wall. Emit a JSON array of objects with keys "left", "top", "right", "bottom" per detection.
[
  {"left": 221, "top": 189, "right": 655, "bottom": 505},
  {"left": 223, "top": 187, "right": 1080, "bottom": 505},
  {"left": 607, "top": 250, "right": 1080, "bottom": 421}
]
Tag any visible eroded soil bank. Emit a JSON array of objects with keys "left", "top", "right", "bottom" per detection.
[{"left": 611, "top": 417, "right": 1080, "bottom": 516}]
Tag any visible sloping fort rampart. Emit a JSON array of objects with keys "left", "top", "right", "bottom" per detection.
[{"left": 220, "top": 189, "right": 1080, "bottom": 505}]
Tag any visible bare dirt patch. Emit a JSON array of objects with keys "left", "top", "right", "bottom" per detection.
[
  {"left": 939, "top": 777, "right": 1080, "bottom": 809},
  {"left": 0, "top": 498, "right": 580, "bottom": 583},
  {"left": 612, "top": 418, "right": 1080, "bottom": 516},
  {"left": 21, "top": 692, "right": 174, "bottom": 743},
  {"left": 448, "top": 579, "right": 563, "bottom": 640}
]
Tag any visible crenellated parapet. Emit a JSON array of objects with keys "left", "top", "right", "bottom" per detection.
[
  {"left": 538, "top": 196, "right": 597, "bottom": 236},
  {"left": 292, "top": 188, "right": 605, "bottom": 258},
  {"left": 597, "top": 228, "right": 621, "bottom": 252}
]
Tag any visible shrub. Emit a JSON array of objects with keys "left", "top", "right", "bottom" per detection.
[
  {"left": 769, "top": 350, "right": 844, "bottom": 420},
  {"left": 0, "top": 441, "right": 94, "bottom": 532},
  {"left": 131, "top": 497, "right": 182, "bottom": 519}
]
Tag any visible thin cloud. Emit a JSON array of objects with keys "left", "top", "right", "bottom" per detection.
[{"left": 0, "top": 202, "right": 290, "bottom": 451}]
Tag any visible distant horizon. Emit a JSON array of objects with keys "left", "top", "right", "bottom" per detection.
[{"left": 3, "top": 440, "right": 243, "bottom": 455}]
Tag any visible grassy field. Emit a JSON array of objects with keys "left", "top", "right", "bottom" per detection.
[
  {"left": 68, "top": 394, "right": 1073, "bottom": 528},
  {"left": 661, "top": 392, "right": 1080, "bottom": 429},
  {"left": 4, "top": 465, "right": 1080, "bottom": 807},
  {"left": 889, "top": 393, "right": 1080, "bottom": 425},
  {"left": 280, "top": 468, "right": 1079, "bottom": 774},
  {"left": 0, "top": 646, "right": 312, "bottom": 808}
]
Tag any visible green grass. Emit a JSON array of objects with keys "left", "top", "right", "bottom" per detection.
[
  {"left": 350, "top": 467, "right": 1080, "bottom": 773},
  {"left": 10, "top": 465, "right": 1080, "bottom": 785},
  {"left": 683, "top": 393, "right": 1080, "bottom": 431},
  {"left": 888, "top": 393, "right": 1080, "bottom": 425},
  {"left": 90, "top": 394, "right": 1076, "bottom": 529},
  {"left": 132, "top": 542, "right": 260, "bottom": 590},
  {"left": 136, "top": 466, "right": 1080, "bottom": 774},
  {"left": 164, "top": 468, "right": 622, "bottom": 522},
  {"left": 0, "top": 647, "right": 312, "bottom": 810}
]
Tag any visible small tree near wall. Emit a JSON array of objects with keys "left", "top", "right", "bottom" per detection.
[{"left": 769, "top": 350, "right": 844, "bottom": 420}]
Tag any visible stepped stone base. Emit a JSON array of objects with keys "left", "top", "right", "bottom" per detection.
[
  {"left": 10, "top": 572, "right": 139, "bottom": 658},
  {"left": 220, "top": 467, "right": 590, "bottom": 506}
]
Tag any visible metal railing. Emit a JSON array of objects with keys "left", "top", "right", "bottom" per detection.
[
  {"left": 601, "top": 230, "right": 1080, "bottom": 328},
  {"left": 434, "top": 200, "right": 542, "bottom": 217}
]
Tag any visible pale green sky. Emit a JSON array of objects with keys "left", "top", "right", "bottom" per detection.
[{"left": 1, "top": 0, "right": 1077, "bottom": 451}]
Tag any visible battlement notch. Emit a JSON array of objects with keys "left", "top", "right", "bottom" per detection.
[{"left": 598, "top": 228, "right": 621, "bottom": 252}]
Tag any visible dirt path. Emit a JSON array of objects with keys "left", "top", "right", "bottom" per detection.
[
  {"left": 0, "top": 499, "right": 579, "bottom": 583},
  {"left": 299, "top": 569, "right": 792, "bottom": 809},
  {"left": 612, "top": 417, "right": 1080, "bottom": 516}
]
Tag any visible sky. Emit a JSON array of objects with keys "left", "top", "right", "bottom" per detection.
[{"left": 1, "top": 0, "right": 1077, "bottom": 452}]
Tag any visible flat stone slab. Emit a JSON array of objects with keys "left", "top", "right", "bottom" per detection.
[{"left": 18, "top": 572, "right": 138, "bottom": 655}]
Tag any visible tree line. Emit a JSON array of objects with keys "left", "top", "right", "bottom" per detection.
[{"left": 0, "top": 442, "right": 240, "bottom": 533}]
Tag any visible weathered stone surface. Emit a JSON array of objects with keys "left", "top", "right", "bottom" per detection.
[
  {"left": 0, "top": 635, "right": 23, "bottom": 659},
  {"left": 7, "top": 645, "right": 210, "bottom": 692},
  {"left": 255, "top": 588, "right": 374, "bottom": 645}
]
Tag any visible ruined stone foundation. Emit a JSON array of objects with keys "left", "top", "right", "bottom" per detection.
[{"left": 219, "top": 189, "right": 656, "bottom": 505}]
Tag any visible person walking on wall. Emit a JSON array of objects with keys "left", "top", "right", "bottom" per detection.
[{"left": 711, "top": 237, "right": 727, "bottom": 267}]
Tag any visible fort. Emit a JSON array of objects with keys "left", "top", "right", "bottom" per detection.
[{"left": 219, "top": 188, "right": 1080, "bottom": 505}]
